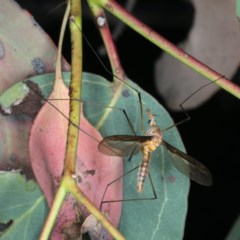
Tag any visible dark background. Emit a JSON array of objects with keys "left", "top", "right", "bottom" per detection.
[{"left": 15, "top": 0, "right": 240, "bottom": 239}]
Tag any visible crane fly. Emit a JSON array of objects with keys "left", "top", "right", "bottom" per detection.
[
  {"left": 98, "top": 108, "right": 213, "bottom": 192},
  {"left": 69, "top": 12, "right": 216, "bottom": 193}
]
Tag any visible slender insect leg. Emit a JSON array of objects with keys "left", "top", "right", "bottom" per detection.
[
  {"left": 162, "top": 76, "right": 225, "bottom": 132},
  {"left": 127, "top": 145, "right": 139, "bottom": 162},
  {"left": 100, "top": 166, "right": 157, "bottom": 211}
]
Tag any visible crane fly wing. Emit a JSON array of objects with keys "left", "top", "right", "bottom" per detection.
[
  {"left": 162, "top": 141, "right": 213, "bottom": 186},
  {"left": 98, "top": 135, "right": 152, "bottom": 157}
]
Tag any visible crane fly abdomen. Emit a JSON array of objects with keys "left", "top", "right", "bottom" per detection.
[
  {"left": 137, "top": 151, "right": 151, "bottom": 192},
  {"left": 137, "top": 135, "right": 161, "bottom": 192},
  {"left": 137, "top": 133, "right": 162, "bottom": 192}
]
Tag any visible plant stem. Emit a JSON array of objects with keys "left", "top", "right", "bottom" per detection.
[
  {"left": 87, "top": 1, "right": 125, "bottom": 79},
  {"left": 39, "top": 186, "right": 67, "bottom": 240},
  {"left": 64, "top": 0, "right": 83, "bottom": 174},
  {"left": 95, "top": 0, "right": 240, "bottom": 100}
]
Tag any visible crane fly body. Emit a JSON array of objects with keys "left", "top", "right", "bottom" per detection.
[
  {"left": 137, "top": 109, "right": 163, "bottom": 191},
  {"left": 98, "top": 108, "right": 213, "bottom": 192}
]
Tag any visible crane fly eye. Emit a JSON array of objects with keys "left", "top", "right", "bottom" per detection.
[{"left": 148, "top": 119, "right": 151, "bottom": 124}]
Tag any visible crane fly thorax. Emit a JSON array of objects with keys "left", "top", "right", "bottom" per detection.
[{"left": 143, "top": 126, "right": 162, "bottom": 154}]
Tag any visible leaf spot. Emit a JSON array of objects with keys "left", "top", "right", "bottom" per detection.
[
  {"left": 167, "top": 175, "right": 176, "bottom": 183},
  {"left": 10, "top": 153, "right": 17, "bottom": 162},
  {"left": 96, "top": 15, "right": 106, "bottom": 27},
  {"left": 83, "top": 169, "right": 96, "bottom": 177},
  {"left": 122, "top": 89, "right": 130, "bottom": 97},
  {"left": 31, "top": 58, "right": 45, "bottom": 74}
]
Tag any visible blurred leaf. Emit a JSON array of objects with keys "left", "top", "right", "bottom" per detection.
[
  {"left": 0, "top": 171, "right": 48, "bottom": 240},
  {"left": 226, "top": 215, "right": 240, "bottom": 240},
  {"left": 155, "top": 0, "right": 240, "bottom": 110},
  {"left": 9, "top": 71, "right": 189, "bottom": 240},
  {"left": 0, "top": 0, "right": 70, "bottom": 94}
]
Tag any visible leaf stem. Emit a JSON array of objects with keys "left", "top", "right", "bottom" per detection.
[
  {"left": 94, "top": 0, "right": 240, "bottom": 100},
  {"left": 39, "top": 185, "right": 67, "bottom": 240},
  {"left": 87, "top": 1, "right": 125, "bottom": 79},
  {"left": 86, "top": 1, "right": 127, "bottom": 130},
  {"left": 39, "top": 2, "right": 70, "bottom": 239}
]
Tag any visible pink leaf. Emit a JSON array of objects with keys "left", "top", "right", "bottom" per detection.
[{"left": 29, "top": 79, "right": 122, "bottom": 239}]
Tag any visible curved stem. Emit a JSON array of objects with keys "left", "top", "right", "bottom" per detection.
[
  {"left": 38, "top": 2, "right": 70, "bottom": 239},
  {"left": 39, "top": 185, "right": 67, "bottom": 240}
]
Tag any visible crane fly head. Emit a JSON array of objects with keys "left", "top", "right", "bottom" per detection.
[{"left": 146, "top": 108, "right": 157, "bottom": 127}]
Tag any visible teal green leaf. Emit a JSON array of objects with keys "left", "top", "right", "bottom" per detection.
[
  {"left": 0, "top": 72, "right": 189, "bottom": 239},
  {"left": 0, "top": 172, "right": 48, "bottom": 240}
]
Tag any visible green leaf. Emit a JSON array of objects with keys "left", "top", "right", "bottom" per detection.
[
  {"left": 0, "top": 72, "right": 189, "bottom": 239},
  {"left": 0, "top": 82, "right": 29, "bottom": 113},
  {"left": 0, "top": 172, "right": 48, "bottom": 240}
]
